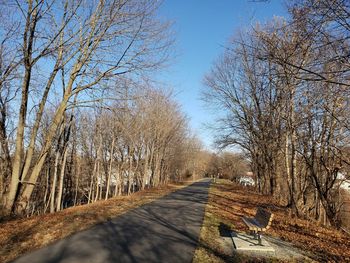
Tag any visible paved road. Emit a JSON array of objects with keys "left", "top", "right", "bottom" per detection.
[{"left": 13, "top": 179, "right": 211, "bottom": 263}]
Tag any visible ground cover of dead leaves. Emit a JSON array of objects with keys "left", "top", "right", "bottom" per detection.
[
  {"left": 0, "top": 182, "right": 191, "bottom": 263},
  {"left": 203, "top": 180, "right": 350, "bottom": 262}
]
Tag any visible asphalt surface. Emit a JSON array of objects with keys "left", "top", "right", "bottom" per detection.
[{"left": 12, "top": 179, "right": 211, "bottom": 263}]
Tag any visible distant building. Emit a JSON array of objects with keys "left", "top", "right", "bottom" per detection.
[{"left": 239, "top": 174, "right": 255, "bottom": 186}]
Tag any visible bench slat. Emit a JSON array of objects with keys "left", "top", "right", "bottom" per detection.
[
  {"left": 255, "top": 207, "right": 273, "bottom": 229},
  {"left": 242, "top": 207, "right": 273, "bottom": 232}
]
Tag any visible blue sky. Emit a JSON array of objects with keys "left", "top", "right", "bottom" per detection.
[{"left": 158, "top": 0, "right": 288, "bottom": 150}]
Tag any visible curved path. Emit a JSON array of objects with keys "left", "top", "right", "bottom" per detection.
[{"left": 13, "top": 179, "right": 211, "bottom": 263}]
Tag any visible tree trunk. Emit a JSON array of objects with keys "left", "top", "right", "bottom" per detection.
[
  {"left": 105, "top": 138, "right": 115, "bottom": 200},
  {"left": 56, "top": 146, "right": 68, "bottom": 211},
  {"left": 4, "top": 0, "right": 38, "bottom": 215},
  {"left": 50, "top": 151, "right": 60, "bottom": 213}
]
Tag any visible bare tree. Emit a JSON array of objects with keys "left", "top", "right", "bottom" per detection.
[
  {"left": 1, "top": 0, "right": 173, "bottom": 216},
  {"left": 203, "top": 13, "right": 350, "bottom": 227}
]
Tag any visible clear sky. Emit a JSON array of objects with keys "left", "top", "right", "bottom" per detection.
[{"left": 158, "top": 0, "right": 288, "bottom": 150}]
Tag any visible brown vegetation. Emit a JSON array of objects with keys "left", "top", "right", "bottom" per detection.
[{"left": 195, "top": 180, "right": 350, "bottom": 262}]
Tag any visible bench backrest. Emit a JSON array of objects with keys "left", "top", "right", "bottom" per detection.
[{"left": 255, "top": 207, "right": 273, "bottom": 229}]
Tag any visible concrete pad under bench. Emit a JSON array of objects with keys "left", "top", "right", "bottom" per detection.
[{"left": 231, "top": 232, "right": 275, "bottom": 255}]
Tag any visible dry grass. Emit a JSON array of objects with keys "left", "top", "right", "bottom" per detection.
[
  {"left": 0, "top": 181, "right": 192, "bottom": 263},
  {"left": 193, "top": 181, "right": 251, "bottom": 263},
  {"left": 194, "top": 179, "right": 350, "bottom": 263}
]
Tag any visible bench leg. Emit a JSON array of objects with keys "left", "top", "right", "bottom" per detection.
[
  {"left": 247, "top": 229, "right": 263, "bottom": 245},
  {"left": 250, "top": 230, "right": 256, "bottom": 238},
  {"left": 250, "top": 231, "right": 263, "bottom": 245},
  {"left": 257, "top": 232, "right": 262, "bottom": 246}
]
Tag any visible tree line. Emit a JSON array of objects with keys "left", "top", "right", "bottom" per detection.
[
  {"left": 204, "top": 0, "right": 350, "bottom": 227},
  {"left": 26, "top": 85, "right": 204, "bottom": 215},
  {"left": 0, "top": 0, "right": 206, "bottom": 218}
]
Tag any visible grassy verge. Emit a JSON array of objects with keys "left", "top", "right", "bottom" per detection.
[
  {"left": 193, "top": 179, "right": 350, "bottom": 262},
  {"left": 193, "top": 180, "right": 250, "bottom": 263},
  {"left": 0, "top": 181, "right": 193, "bottom": 263}
]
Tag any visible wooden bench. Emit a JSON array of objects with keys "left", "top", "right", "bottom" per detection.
[{"left": 242, "top": 207, "right": 273, "bottom": 245}]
